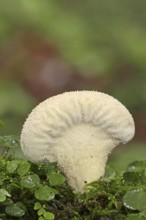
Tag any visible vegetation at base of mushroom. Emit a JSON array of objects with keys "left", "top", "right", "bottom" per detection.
[{"left": 0, "top": 135, "right": 146, "bottom": 220}]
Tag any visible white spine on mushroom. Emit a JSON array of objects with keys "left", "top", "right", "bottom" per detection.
[{"left": 21, "top": 91, "right": 135, "bottom": 192}]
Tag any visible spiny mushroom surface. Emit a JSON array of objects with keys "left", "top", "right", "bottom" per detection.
[{"left": 20, "top": 91, "right": 135, "bottom": 192}]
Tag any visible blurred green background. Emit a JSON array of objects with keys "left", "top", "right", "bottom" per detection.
[{"left": 0, "top": 0, "right": 146, "bottom": 168}]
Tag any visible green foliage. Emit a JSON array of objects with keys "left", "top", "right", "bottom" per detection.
[
  {"left": 5, "top": 202, "right": 26, "bottom": 217},
  {"left": 0, "top": 154, "right": 146, "bottom": 219},
  {"left": 34, "top": 202, "right": 55, "bottom": 220},
  {"left": 123, "top": 190, "right": 146, "bottom": 212},
  {"left": 0, "top": 135, "right": 25, "bottom": 159},
  {"left": 35, "top": 185, "right": 57, "bottom": 201},
  {"left": 0, "top": 135, "right": 20, "bottom": 149},
  {"left": 0, "top": 134, "right": 146, "bottom": 219},
  {"left": 0, "top": 189, "right": 11, "bottom": 202},
  {"left": 49, "top": 172, "right": 66, "bottom": 186}
]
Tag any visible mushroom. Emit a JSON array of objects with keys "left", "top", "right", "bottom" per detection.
[{"left": 20, "top": 91, "right": 135, "bottom": 192}]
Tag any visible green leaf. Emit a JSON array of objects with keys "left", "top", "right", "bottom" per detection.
[
  {"left": 0, "top": 135, "right": 20, "bottom": 148},
  {"left": 39, "top": 163, "right": 57, "bottom": 175},
  {"left": 128, "top": 161, "right": 146, "bottom": 172},
  {"left": 49, "top": 172, "right": 65, "bottom": 186},
  {"left": 0, "top": 189, "right": 11, "bottom": 197},
  {"left": 2, "top": 198, "right": 13, "bottom": 206},
  {"left": 123, "top": 190, "right": 146, "bottom": 211},
  {"left": 6, "top": 160, "right": 19, "bottom": 173},
  {"left": 38, "top": 208, "right": 46, "bottom": 216},
  {"left": 43, "top": 211, "right": 55, "bottom": 220},
  {"left": 0, "top": 194, "right": 6, "bottom": 202},
  {"left": 5, "top": 202, "right": 26, "bottom": 217},
  {"left": 39, "top": 217, "right": 45, "bottom": 220},
  {"left": 102, "top": 165, "right": 117, "bottom": 181},
  {"left": 20, "top": 174, "right": 40, "bottom": 189},
  {"left": 123, "top": 171, "right": 146, "bottom": 185},
  {"left": 35, "top": 185, "right": 55, "bottom": 201},
  {"left": 17, "top": 161, "right": 31, "bottom": 176},
  {"left": 34, "top": 202, "right": 42, "bottom": 210},
  {"left": 0, "top": 189, "right": 11, "bottom": 202}
]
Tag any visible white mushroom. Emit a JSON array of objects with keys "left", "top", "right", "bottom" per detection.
[{"left": 20, "top": 91, "right": 135, "bottom": 192}]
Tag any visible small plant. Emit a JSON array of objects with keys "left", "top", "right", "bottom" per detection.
[
  {"left": 0, "top": 155, "right": 74, "bottom": 220},
  {"left": 0, "top": 117, "right": 144, "bottom": 220},
  {"left": 34, "top": 202, "right": 55, "bottom": 220},
  {"left": 0, "top": 143, "right": 146, "bottom": 220}
]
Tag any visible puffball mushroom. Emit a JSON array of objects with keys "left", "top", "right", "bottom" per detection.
[{"left": 20, "top": 91, "right": 135, "bottom": 192}]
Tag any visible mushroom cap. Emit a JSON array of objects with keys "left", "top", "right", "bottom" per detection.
[{"left": 20, "top": 91, "right": 135, "bottom": 190}]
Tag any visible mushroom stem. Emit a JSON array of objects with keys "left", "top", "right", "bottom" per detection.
[{"left": 45, "top": 123, "right": 118, "bottom": 191}]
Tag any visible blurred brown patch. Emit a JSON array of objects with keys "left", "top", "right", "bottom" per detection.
[
  {"left": 0, "top": 31, "right": 108, "bottom": 100},
  {"left": 134, "top": 112, "right": 146, "bottom": 141},
  {"left": 0, "top": 31, "right": 145, "bottom": 142}
]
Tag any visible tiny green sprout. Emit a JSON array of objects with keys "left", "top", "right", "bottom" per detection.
[
  {"left": 34, "top": 202, "right": 54, "bottom": 220},
  {"left": 0, "top": 189, "right": 11, "bottom": 202}
]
